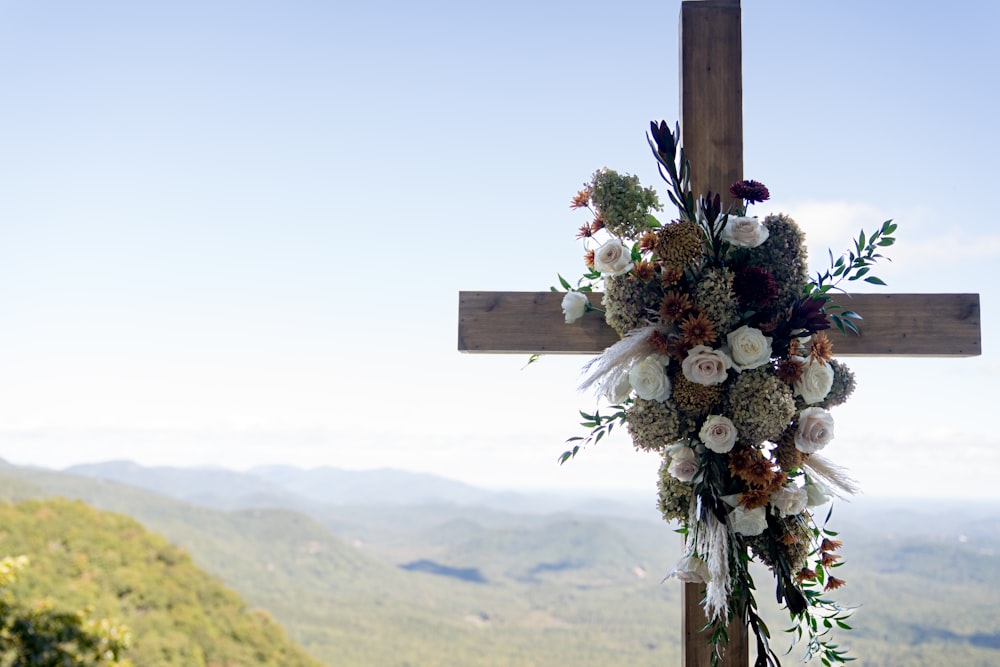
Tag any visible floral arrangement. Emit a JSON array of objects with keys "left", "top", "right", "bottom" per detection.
[{"left": 557, "top": 120, "right": 896, "bottom": 665}]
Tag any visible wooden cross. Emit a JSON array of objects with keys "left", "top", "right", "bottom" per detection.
[{"left": 457, "top": 1, "right": 982, "bottom": 665}]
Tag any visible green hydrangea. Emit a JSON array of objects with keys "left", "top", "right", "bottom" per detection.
[{"left": 589, "top": 168, "right": 661, "bottom": 239}]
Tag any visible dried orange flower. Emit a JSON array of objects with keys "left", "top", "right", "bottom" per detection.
[
  {"left": 639, "top": 231, "right": 658, "bottom": 253},
  {"left": 776, "top": 358, "right": 805, "bottom": 385},
  {"left": 679, "top": 312, "right": 717, "bottom": 347},
  {"left": 660, "top": 265, "right": 683, "bottom": 286},
  {"left": 780, "top": 532, "right": 800, "bottom": 546},
  {"left": 810, "top": 331, "right": 835, "bottom": 364},
  {"left": 649, "top": 330, "right": 673, "bottom": 356},
  {"left": 634, "top": 260, "right": 656, "bottom": 283},
  {"left": 821, "top": 552, "right": 842, "bottom": 567},
  {"left": 660, "top": 290, "right": 693, "bottom": 323},
  {"left": 729, "top": 448, "right": 779, "bottom": 488},
  {"left": 570, "top": 188, "right": 591, "bottom": 209},
  {"left": 796, "top": 568, "right": 817, "bottom": 583},
  {"left": 739, "top": 487, "right": 771, "bottom": 510},
  {"left": 576, "top": 224, "right": 593, "bottom": 239},
  {"left": 824, "top": 576, "right": 846, "bottom": 591},
  {"left": 820, "top": 538, "right": 843, "bottom": 552},
  {"left": 590, "top": 215, "right": 605, "bottom": 233},
  {"left": 584, "top": 249, "right": 596, "bottom": 268}
]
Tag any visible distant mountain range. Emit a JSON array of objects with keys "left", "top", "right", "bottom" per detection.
[
  {"left": 63, "top": 459, "right": 659, "bottom": 520},
  {"left": 3, "top": 459, "right": 1000, "bottom": 666}
]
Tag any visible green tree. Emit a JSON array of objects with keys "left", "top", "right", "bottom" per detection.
[{"left": 0, "top": 555, "right": 131, "bottom": 667}]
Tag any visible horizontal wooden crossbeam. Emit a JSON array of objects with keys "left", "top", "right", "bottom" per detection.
[{"left": 458, "top": 291, "right": 981, "bottom": 357}]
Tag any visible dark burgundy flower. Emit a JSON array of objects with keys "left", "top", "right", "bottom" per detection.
[
  {"left": 648, "top": 120, "right": 679, "bottom": 160},
  {"left": 730, "top": 179, "right": 770, "bottom": 204},
  {"left": 788, "top": 296, "right": 831, "bottom": 334},
  {"left": 699, "top": 192, "right": 722, "bottom": 227},
  {"left": 734, "top": 266, "right": 778, "bottom": 308}
]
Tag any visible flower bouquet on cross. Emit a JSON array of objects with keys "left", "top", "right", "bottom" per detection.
[{"left": 556, "top": 120, "right": 896, "bottom": 665}]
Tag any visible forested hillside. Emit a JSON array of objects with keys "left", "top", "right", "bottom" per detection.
[
  {"left": 2, "top": 463, "right": 1000, "bottom": 666},
  {"left": 0, "top": 498, "right": 324, "bottom": 667}
]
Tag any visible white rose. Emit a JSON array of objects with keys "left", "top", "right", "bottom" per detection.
[
  {"left": 770, "top": 484, "right": 809, "bottom": 517},
  {"left": 795, "top": 407, "right": 835, "bottom": 454},
  {"left": 721, "top": 215, "right": 769, "bottom": 248},
  {"left": 671, "top": 554, "right": 711, "bottom": 584},
  {"left": 629, "top": 355, "right": 671, "bottom": 402},
  {"left": 699, "top": 415, "right": 738, "bottom": 454},
  {"left": 681, "top": 345, "right": 733, "bottom": 386},
  {"left": 726, "top": 326, "right": 773, "bottom": 371},
  {"left": 804, "top": 478, "right": 833, "bottom": 507},
  {"left": 729, "top": 506, "right": 768, "bottom": 536},
  {"left": 593, "top": 238, "right": 634, "bottom": 276},
  {"left": 667, "top": 446, "right": 700, "bottom": 483},
  {"left": 602, "top": 373, "right": 633, "bottom": 405},
  {"left": 794, "top": 357, "right": 835, "bottom": 404},
  {"left": 561, "top": 291, "right": 589, "bottom": 324}
]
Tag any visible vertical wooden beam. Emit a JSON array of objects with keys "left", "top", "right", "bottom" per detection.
[
  {"left": 680, "top": 1, "right": 749, "bottom": 666},
  {"left": 680, "top": 0, "right": 744, "bottom": 202}
]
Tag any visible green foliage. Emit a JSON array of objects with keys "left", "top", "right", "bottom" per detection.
[
  {"left": 0, "top": 555, "right": 130, "bottom": 667},
  {"left": 0, "top": 499, "right": 322, "bottom": 667},
  {"left": 807, "top": 220, "right": 897, "bottom": 334},
  {"left": 560, "top": 403, "right": 630, "bottom": 463},
  {"left": 5, "top": 466, "right": 1000, "bottom": 667}
]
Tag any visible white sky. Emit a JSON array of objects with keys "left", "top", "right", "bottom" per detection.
[{"left": 0, "top": 1, "right": 997, "bottom": 498}]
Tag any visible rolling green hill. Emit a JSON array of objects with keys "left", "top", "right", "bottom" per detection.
[
  {"left": 0, "top": 497, "right": 323, "bottom": 667},
  {"left": 3, "top": 462, "right": 1000, "bottom": 666}
]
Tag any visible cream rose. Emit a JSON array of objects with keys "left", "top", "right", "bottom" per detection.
[
  {"left": 602, "top": 373, "right": 632, "bottom": 405},
  {"left": 561, "top": 291, "right": 589, "bottom": 324},
  {"left": 721, "top": 215, "right": 769, "bottom": 248},
  {"left": 671, "top": 554, "right": 711, "bottom": 584},
  {"left": 795, "top": 407, "right": 835, "bottom": 453},
  {"left": 699, "top": 415, "right": 738, "bottom": 454},
  {"left": 794, "top": 357, "right": 835, "bottom": 404},
  {"left": 593, "top": 238, "right": 634, "bottom": 276},
  {"left": 629, "top": 355, "right": 671, "bottom": 402},
  {"left": 726, "top": 325, "right": 773, "bottom": 371},
  {"left": 667, "top": 446, "right": 700, "bottom": 482},
  {"left": 770, "top": 484, "right": 809, "bottom": 517},
  {"left": 681, "top": 345, "right": 733, "bottom": 386},
  {"left": 729, "top": 506, "right": 768, "bottom": 536},
  {"left": 804, "top": 478, "right": 833, "bottom": 507}
]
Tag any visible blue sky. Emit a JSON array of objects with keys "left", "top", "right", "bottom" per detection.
[{"left": 0, "top": 1, "right": 997, "bottom": 498}]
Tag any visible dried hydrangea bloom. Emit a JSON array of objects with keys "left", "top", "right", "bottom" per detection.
[
  {"left": 657, "top": 457, "right": 693, "bottom": 524},
  {"left": 588, "top": 168, "right": 661, "bottom": 238},
  {"left": 626, "top": 398, "right": 684, "bottom": 452},
  {"left": 693, "top": 266, "right": 740, "bottom": 334},
  {"left": 655, "top": 219, "right": 704, "bottom": 270},
  {"left": 672, "top": 371, "right": 724, "bottom": 416},
  {"left": 726, "top": 367, "right": 796, "bottom": 445},
  {"left": 818, "top": 360, "right": 857, "bottom": 409},
  {"left": 747, "top": 515, "right": 811, "bottom": 573},
  {"left": 603, "top": 273, "right": 661, "bottom": 336},
  {"left": 772, "top": 425, "right": 805, "bottom": 472},
  {"left": 745, "top": 213, "right": 808, "bottom": 316}
]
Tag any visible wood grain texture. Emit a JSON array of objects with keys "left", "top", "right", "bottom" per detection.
[
  {"left": 680, "top": 2, "right": 749, "bottom": 664},
  {"left": 684, "top": 583, "right": 747, "bottom": 667},
  {"left": 457, "top": 291, "right": 982, "bottom": 357},
  {"left": 680, "top": 0, "right": 743, "bottom": 203}
]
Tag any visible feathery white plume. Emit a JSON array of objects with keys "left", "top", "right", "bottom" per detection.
[
  {"left": 577, "top": 324, "right": 666, "bottom": 397},
  {"left": 802, "top": 453, "right": 861, "bottom": 497}
]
